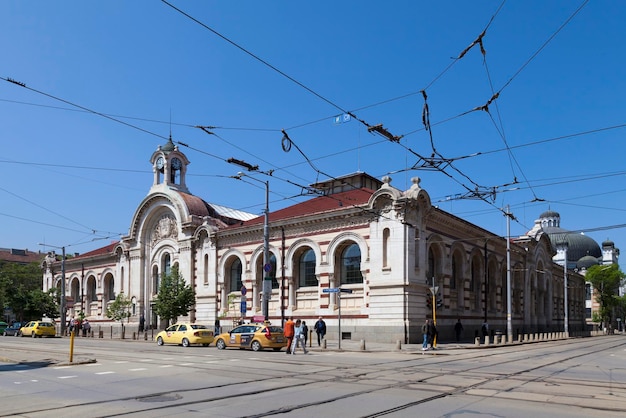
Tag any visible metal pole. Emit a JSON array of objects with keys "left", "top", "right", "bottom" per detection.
[
  {"left": 262, "top": 180, "right": 271, "bottom": 322},
  {"left": 61, "top": 246, "right": 66, "bottom": 336},
  {"left": 338, "top": 291, "right": 342, "bottom": 350},
  {"left": 563, "top": 242, "right": 569, "bottom": 338},
  {"left": 281, "top": 227, "right": 285, "bottom": 328},
  {"left": 506, "top": 206, "right": 512, "bottom": 343},
  {"left": 484, "top": 240, "right": 488, "bottom": 323}
]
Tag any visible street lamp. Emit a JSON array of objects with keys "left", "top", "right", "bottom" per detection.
[
  {"left": 557, "top": 240, "right": 569, "bottom": 336},
  {"left": 229, "top": 160, "right": 271, "bottom": 322},
  {"left": 39, "top": 243, "right": 66, "bottom": 336}
]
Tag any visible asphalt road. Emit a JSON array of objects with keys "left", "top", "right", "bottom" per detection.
[{"left": 1, "top": 335, "right": 625, "bottom": 417}]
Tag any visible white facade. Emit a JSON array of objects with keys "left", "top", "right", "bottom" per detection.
[{"left": 42, "top": 141, "right": 588, "bottom": 343}]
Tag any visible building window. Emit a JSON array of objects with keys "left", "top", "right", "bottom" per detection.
[
  {"left": 585, "top": 283, "right": 591, "bottom": 300},
  {"left": 340, "top": 243, "right": 362, "bottom": 284},
  {"left": 382, "top": 228, "right": 390, "bottom": 268},
  {"left": 270, "top": 254, "right": 278, "bottom": 289},
  {"left": 162, "top": 253, "right": 171, "bottom": 278},
  {"left": 229, "top": 258, "right": 243, "bottom": 293},
  {"left": 152, "top": 265, "right": 159, "bottom": 293},
  {"left": 299, "top": 249, "right": 317, "bottom": 287}
]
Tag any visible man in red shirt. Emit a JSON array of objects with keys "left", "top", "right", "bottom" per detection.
[{"left": 284, "top": 317, "right": 295, "bottom": 354}]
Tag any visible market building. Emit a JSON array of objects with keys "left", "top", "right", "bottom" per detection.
[{"left": 42, "top": 140, "right": 594, "bottom": 343}]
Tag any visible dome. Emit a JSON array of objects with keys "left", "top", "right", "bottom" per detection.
[
  {"left": 546, "top": 229, "right": 602, "bottom": 262},
  {"left": 161, "top": 137, "right": 175, "bottom": 153},
  {"left": 603, "top": 239, "right": 615, "bottom": 248},
  {"left": 540, "top": 210, "right": 560, "bottom": 219},
  {"left": 576, "top": 255, "right": 600, "bottom": 270}
]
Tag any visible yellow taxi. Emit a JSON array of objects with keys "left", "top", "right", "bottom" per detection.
[
  {"left": 19, "top": 321, "right": 56, "bottom": 338},
  {"left": 155, "top": 323, "right": 214, "bottom": 347},
  {"left": 214, "top": 323, "right": 288, "bottom": 352}
]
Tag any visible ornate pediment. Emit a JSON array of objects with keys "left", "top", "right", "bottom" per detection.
[{"left": 152, "top": 215, "right": 178, "bottom": 245}]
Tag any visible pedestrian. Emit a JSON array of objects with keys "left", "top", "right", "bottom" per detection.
[
  {"left": 421, "top": 319, "right": 429, "bottom": 351},
  {"left": 428, "top": 320, "right": 438, "bottom": 349},
  {"left": 481, "top": 320, "right": 489, "bottom": 343},
  {"left": 82, "top": 319, "right": 91, "bottom": 337},
  {"left": 214, "top": 318, "right": 221, "bottom": 335},
  {"left": 454, "top": 318, "right": 463, "bottom": 342},
  {"left": 69, "top": 316, "right": 76, "bottom": 334},
  {"left": 291, "top": 319, "right": 308, "bottom": 354},
  {"left": 139, "top": 314, "right": 145, "bottom": 333},
  {"left": 284, "top": 317, "right": 295, "bottom": 355},
  {"left": 314, "top": 316, "right": 326, "bottom": 346},
  {"left": 302, "top": 321, "right": 308, "bottom": 346}
]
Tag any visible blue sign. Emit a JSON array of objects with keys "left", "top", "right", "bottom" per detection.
[
  {"left": 240, "top": 300, "right": 247, "bottom": 314},
  {"left": 323, "top": 288, "right": 340, "bottom": 293}
]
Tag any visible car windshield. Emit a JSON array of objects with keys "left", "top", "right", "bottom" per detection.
[{"left": 190, "top": 324, "right": 207, "bottom": 330}]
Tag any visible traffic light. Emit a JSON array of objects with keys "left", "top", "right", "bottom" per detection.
[
  {"left": 426, "top": 295, "right": 432, "bottom": 309},
  {"left": 436, "top": 293, "right": 443, "bottom": 308}
]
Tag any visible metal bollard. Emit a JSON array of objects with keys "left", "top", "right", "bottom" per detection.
[
  {"left": 395, "top": 340, "right": 402, "bottom": 351},
  {"left": 322, "top": 339, "right": 327, "bottom": 349},
  {"left": 475, "top": 337, "right": 480, "bottom": 346},
  {"left": 360, "top": 339, "right": 366, "bottom": 351}
]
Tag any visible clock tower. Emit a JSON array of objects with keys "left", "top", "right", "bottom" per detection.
[{"left": 150, "top": 137, "right": 190, "bottom": 193}]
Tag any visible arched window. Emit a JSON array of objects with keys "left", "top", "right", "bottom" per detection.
[
  {"left": 451, "top": 251, "right": 461, "bottom": 290},
  {"left": 298, "top": 249, "right": 317, "bottom": 287},
  {"left": 340, "top": 243, "right": 362, "bottom": 284},
  {"left": 203, "top": 254, "right": 209, "bottom": 285},
  {"left": 162, "top": 253, "right": 171, "bottom": 278},
  {"left": 229, "top": 258, "right": 243, "bottom": 293},
  {"left": 427, "top": 247, "right": 436, "bottom": 281},
  {"left": 104, "top": 274, "right": 115, "bottom": 301},
  {"left": 88, "top": 277, "right": 97, "bottom": 302},
  {"left": 382, "top": 228, "right": 390, "bottom": 268},
  {"left": 152, "top": 265, "right": 159, "bottom": 294},
  {"left": 270, "top": 253, "right": 278, "bottom": 289}
]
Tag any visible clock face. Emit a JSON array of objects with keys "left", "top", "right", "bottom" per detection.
[
  {"left": 156, "top": 157, "right": 164, "bottom": 170},
  {"left": 171, "top": 157, "right": 182, "bottom": 170}
]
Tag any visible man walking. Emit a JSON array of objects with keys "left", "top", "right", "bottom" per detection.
[
  {"left": 422, "top": 319, "right": 429, "bottom": 351},
  {"left": 454, "top": 318, "right": 463, "bottom": 342},
  {"left": 314, "top": 316, "right": 326, "bottom": 346},
  {"left": 284, "top": 317, "right": 295, "bottom": 354}
]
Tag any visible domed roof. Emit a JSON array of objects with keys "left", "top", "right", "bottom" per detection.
[
  {"left": 540, "top": 209, "right": 560, "bottom": 219},
  {"left": 603, "top": 239, "right": 615, "bottom": 248},
  {"left": 546, "top": 228, "right": 602, "bottom": 262},
  {"left": 161, "top": 137, "right": 175, "bottom": 153},
  {"left": 576, "top": 255, "right": 600, "bottom": 270}
]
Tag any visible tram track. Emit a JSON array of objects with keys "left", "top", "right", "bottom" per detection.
[{"left": 3, "top": 336, "right": 625, "bottom": 417}]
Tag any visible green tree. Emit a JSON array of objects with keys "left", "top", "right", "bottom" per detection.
[
  {"left": 0, "top": 261, "right": 51, "bottom": 322},
  {"left": 105, "top": 293, "right": 132, "bottom": 326},
  {"left": 153, "top": 265, "right": 195, "bottom": 326},
  {"left": 586, "top": 264, "right": 626, "bottom": 329}
]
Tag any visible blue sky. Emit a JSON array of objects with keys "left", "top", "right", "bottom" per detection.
[{"left": 2, "top": 0, "right": 625, "bottom": 259}]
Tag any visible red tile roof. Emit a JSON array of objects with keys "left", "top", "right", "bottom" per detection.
[
  {"left": 72, "top": 242, "right": 119, "bottom": 259},
  {"left": 238, "top": 188, "right": 375, "bottom": 227},
  {"left": 0, "top": 248, "right": 46, "bottom": 264}
]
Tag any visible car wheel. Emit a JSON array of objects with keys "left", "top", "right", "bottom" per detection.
[
  {"left": 157, "top": 336, "right": 164, "bottom": 346},
  {"left": 251, "top": 340, "right": 262, "bottom": 352},
  {"left": 182, "top": 338, "right": 190, "bottom": 347},
  {"left": 216, "top": 338, "right": 226, "bottom": 350}
]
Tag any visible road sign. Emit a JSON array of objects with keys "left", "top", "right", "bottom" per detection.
[
  {"left": 241, "top": 285, "right": 247, "bottom": 296},
  {"left": 240, "top": 300, "right": 247, "bottom": 314},
  {"left": 323, "top": 288, "right": 340, "bottom": 293},
  {"left": 339, "top": 288, "right": 353, "bottom": 294}
]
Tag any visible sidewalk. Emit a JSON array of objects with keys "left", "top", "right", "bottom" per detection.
[{"left": 0, "top": 336, "right": 476, "bottom": 367}]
